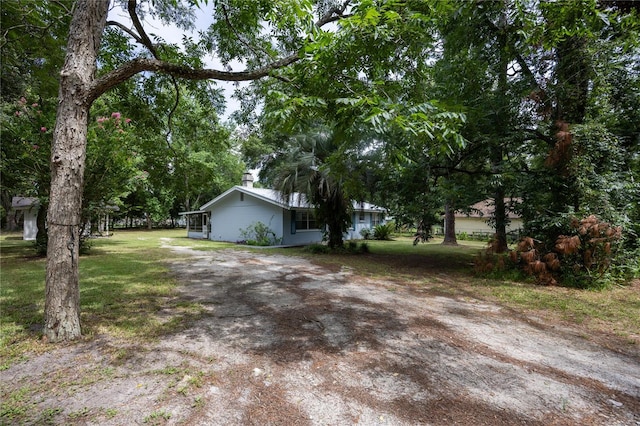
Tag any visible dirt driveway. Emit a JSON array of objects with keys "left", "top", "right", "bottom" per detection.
[{"left": 2, "top": 245, "right": 639, "bottom": 425}]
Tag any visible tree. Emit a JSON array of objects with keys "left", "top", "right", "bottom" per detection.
[
  {"left": 0, "top": 1, "right": 72, "bottom": 102},
  {"left": 518, "top": 0, "right": 640, "bottom": 260},
  {"left": 262, "top": 127, "right": 353, "bottom": 249},
  {"left": 43, "top": 0, "right": 349, "bottom": 342},
  {"left": 0, "top": 1, "right": 71, "bottom": 230},
  {"left": 429, "top": 0, "right": 536, "bottom": 252},
  {"left": 0, "top": 96, "right": 53, "bottom": 241}
]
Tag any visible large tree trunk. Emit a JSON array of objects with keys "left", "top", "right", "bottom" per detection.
[
  {"left": 44, "top": 1, "right": 109, "bottom": 342},
  {"left": 492, "top": 193, "right": 508, "bottom": 253},
  {"left": 490, "top": 6, "right": 509, "bottom": 254},
  {"left": 442, "top": 201, "right": 457, "bottom": 245}
]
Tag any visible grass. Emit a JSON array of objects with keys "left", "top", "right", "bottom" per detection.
[
  {"left": 0, "top": 229, "right": 216, "bottom": 369},
  {"left": 1, "top": 230, "right": 638, "bottom": 370}
]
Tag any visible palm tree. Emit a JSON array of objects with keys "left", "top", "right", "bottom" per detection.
[{"left": 264, "top": 128, "right": 352, "bottom": 249}]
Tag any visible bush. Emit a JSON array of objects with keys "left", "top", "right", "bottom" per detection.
[
  {"left": 239, "top": 221, "right": 281, "bottom": 246},
  {"left": 507, "top": 215, "right": 623, "bottom": 288},
  {"left": 304, "top": 243, "right": 330, "bottom": 254},
  {"left": 373, "top": 223, "right": 394, "bottom": 240},
  {"left": 359, "top": 227, "right": 372, "bottom": 240}
]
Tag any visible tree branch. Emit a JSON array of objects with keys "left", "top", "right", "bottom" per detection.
[
  {"left": 127, "top": 0, "right": 159, "bottom": 58},
  {"left": 105, "top": 20, "right": 144, "bottom": 44},
  {"left": 520, "top": 128, "right": 555, "bottom": 146},
  {"left": 92, "top": 1, "right": 353, "bottom": 103},
  {"left": 89, "top": 55, "right": 300, "bottom": 101},
  {"left": 317, "top": 1, "right": 352, "bottom": 26}
]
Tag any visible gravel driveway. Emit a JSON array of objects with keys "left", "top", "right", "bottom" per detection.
[{"left": 2, "top": 244, "right": 639, "bottom": 425}]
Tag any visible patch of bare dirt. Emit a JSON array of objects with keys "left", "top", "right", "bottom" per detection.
[{"left": 1, "top": 245, "right": 639, "bottom": 425}]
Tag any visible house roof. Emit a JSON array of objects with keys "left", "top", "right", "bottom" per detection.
[
  {"left": 456, "top": 198, "right": 521, "bottom": 219},
  {"left": 11, "top": 197, "right": 39, "bottom": 210},
  {"left": 196, "top": 186, "right": 385, "bottom": 213}
]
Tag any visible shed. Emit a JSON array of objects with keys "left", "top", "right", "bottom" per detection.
[{"left": 11, "top": 197, "right": 39, "bottom": 241}]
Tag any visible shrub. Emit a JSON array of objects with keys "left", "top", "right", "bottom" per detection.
[
  {"left": 359, "top": 227, "right": 372, "bottom": 240},
  {"left": 239, "top": 221, "right": 281, "bottom": 246},
  {"left": 373, "top": 223, "right": 394, "bottom": 240},
  {"left": 304, "top": 243, "right": 330, "bottom": 254},
  {"left": 507, "top": 215, "right": 623, "bottom": 288}
]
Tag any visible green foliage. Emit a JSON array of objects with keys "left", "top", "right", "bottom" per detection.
[
  {"left": 304, "top": 243, "right": 330, "bottom": 254},
  {"left": 373, "top": 223, "right": 394, "bottom": 241},
  {"left": 359, "top": 227, "right": 372, "bottom": 240},
  {"left": 0, "top": 1, "right": 71, "bottom": 101},
  {"left": 260, "top": 126, "right": 354, "bottom": 249},
  {"left": 238, "top": 221, "right": 281, "bottom": 246}
]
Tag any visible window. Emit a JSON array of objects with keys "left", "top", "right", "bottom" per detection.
[
  {"left": 295, "top": 210, "right": 318, "bottom": 230},
  {"left": 372, "top": 213, "right": 382, "bottom": 226},
  {"left": 240, "top": 193, "right": 244, "bottom": 201},
  {"left": 359, "top": 211, "right": 365, "bottom": 222},
  {"left": 188, "top": 213, "right": 203, "bottom": 232}
]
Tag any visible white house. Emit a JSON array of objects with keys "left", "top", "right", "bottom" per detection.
[
  {"left": 181, "top": 173, "right": 386, "bottom": 245},
  {"left": 11, "top": 197, "right": 39, "bottom": 241},
  {"left": 454, "top": 199, "right": 523, "bottom": 236}
]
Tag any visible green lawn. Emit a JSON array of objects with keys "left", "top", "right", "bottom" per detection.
[
  {"left": 1, "top": 230, "right": 638, "bottom": 370},
  {"left": 0, "top": 229, "right": 222, "bottom": 368}
]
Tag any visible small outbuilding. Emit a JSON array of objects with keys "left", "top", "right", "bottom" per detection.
[
  {"left": 181, "top": 174, "right": 386, "bottom": 245},
  {"left": 11, "top": 197, "right": 39, "bottom": 241}
]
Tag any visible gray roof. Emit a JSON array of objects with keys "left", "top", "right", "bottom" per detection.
[
  {"left": 456, "top": 199, "right": 521, "bottom": 219},
  {"left": 11, "top": 197, "right": 39, "bottom": 210},
  {"left": 197, "top": 186, "right": 385, "bottom": 213}
]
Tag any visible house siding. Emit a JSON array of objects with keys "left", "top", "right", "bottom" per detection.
[
  {"left": 207, "top": 193, "right": 284, "bottom": 243},
  {"left": 455, "top": 217, "right": 523, "bottom": 234},
  {"left": 22, "top": 209, "right": 38, "bottom": 241},
  {"left": 345, "top": 212, "right": 383, "bottom": 240}
]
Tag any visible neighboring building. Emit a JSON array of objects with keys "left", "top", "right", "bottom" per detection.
[
  {"left": 454, "top": 199, "right": 523, "bottom": 236},
  {"left": 11, "top": 197, "right": 39, "bottom": 241},
  {"left": 180, "top": 173, "right": 386, "bottom": 245}
]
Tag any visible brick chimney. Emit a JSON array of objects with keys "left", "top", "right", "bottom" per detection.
[{"left": 242, "top": 172, "right": 254, "bottom": 188}]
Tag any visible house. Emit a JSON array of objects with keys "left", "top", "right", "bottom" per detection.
[
  {"left": 454, "top": 198, "right": 522, "bottom": 237},
  {"left": 11, "top": 197, "right": 39, "bottom": 241},
  {"left": 180, "top": 173, "right": 386, "bottom": 245}
]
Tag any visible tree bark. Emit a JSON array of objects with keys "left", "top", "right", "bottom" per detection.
[
  {"left": 442, "top": 201, "right": 457, "bottom": 245},
  {"left": 490, "top": 4, "right": 509, "bottom": 254},
  {"left": 492, "top": 193, "right": 508, "bottom": 253},
  {"left": 44, "top": 1, "right": 109, "bottom": 342}
]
